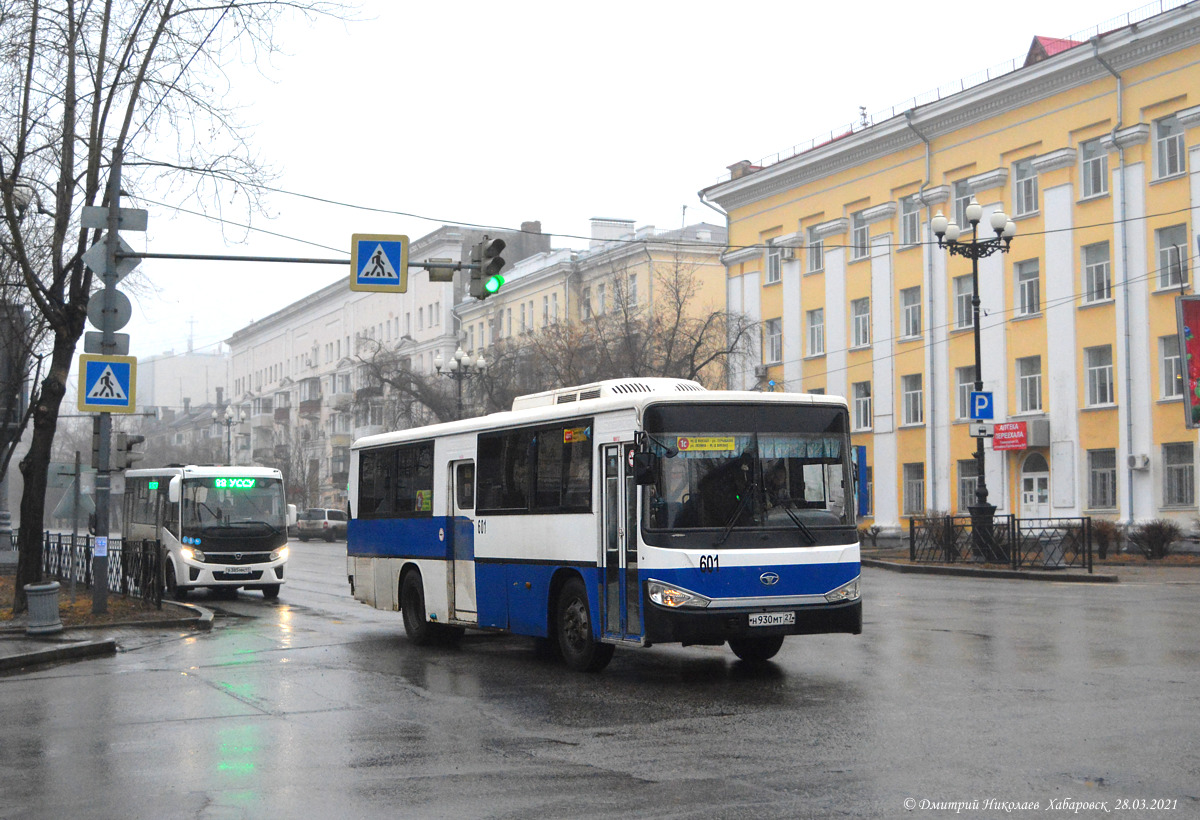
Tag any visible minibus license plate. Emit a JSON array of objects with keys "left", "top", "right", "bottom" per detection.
[
  {"left": 224, "top": 566, "right": 252, "bottom": 575},
  {"left": 749, "top": 612, "right": 794, "bottom": 627}
]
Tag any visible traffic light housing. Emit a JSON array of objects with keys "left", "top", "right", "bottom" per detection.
[
  {"left": 469, "top": 236, "right": 507, "bottom": 300},
  {"left": 112, "top": 432, "right": 145, "bottom": 470}
]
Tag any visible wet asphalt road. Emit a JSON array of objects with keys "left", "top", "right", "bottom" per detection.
[{"left": 1, "top": 543, "right": 1197, "bottom": 819}]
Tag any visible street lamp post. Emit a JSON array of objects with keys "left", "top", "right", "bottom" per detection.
[
  {"left": 434, "top": 346, "right": 487, "bottom": 420},
  {"left": 212, "top": 406, "right": 245, "bottom": 466},
  {"left": 931, "top": 198, "right": 1016, "bottom": 562}
]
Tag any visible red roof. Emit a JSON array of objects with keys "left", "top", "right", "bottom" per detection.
[{"left": 1024, "top": 36, "right": 1084, "bottom": 66}]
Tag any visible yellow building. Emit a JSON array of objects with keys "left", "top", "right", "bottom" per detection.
[{"left": 702, "top": 2, "right": 1199, "bottom": 531}]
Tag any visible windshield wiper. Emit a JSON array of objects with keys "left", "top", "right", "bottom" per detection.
[
  {"left": 772, "top": 496, "right": 817, "bottom": 545},
  {"left": 714, "top": 483, "right": 755, "bottom": 546}
]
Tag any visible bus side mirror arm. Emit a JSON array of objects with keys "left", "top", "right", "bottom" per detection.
[{"left": 632, "top": 452, "right": 658, "bottom": 485}]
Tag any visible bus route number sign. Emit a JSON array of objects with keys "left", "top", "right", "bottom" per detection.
[{"left": 214, "top": 478, "right": 256, "bottom": 489}]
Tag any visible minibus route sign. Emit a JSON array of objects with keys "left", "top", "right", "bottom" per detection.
[{"left": 213, "top": 477, "right": 257, "bottom": 489}]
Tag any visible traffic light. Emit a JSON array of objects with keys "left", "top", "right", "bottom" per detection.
[
  {"left": 469, "top": 236, "right": 507, "bottom": 300},
  {"left": 112, "top": 432, "right": 145, "bottom": 470}
]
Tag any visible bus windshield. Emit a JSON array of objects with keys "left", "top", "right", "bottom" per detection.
[
  {"left": 180, "top": 477, "right": 286, "bottom": 537},
  {"left": 643, "top": 403, "right": 852, "bottom": 533}
]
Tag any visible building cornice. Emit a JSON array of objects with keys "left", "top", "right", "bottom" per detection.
[
  {"left": 968, "top": 167, "right": 1008, "bottom": 193},
  {"left": 1176, "top": 103, "right": 1200, "bottom": 129},
  {"left": 1032, "top": 147, "right": 1077, "bottom": 173},
  {"left": 861, "top": 202, "right": 897, "bottom": 225},
  {"left": 810, "top": 217, "right": 849, "bottom": 240},
  {"left": 918, "top": 185, "right": 951, "bottom": 207},
  {"left": 1101, "top": 123, "right": 1150, "bottom": 151},
  {"left": 721, "top": 246, "right": 762, "bottom": 265}
]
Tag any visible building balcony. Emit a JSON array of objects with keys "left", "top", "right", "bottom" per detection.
[
  {"left": 251, "top": 412, "right": 274, "bottom": 429},
  {"left": 330, "top": 393, "right": 353, "bottom": 411},
  {"left": 354, "top": 424, "right": 385, "bottom": 439},
  {"left": 252, "top": 447, "right": 275, "bottom": 463},
  {"left": 274, "top": 407, "right": 291, "bottom": 423},
  {"left": 330, "top": 433, "right": 352, "bottom": 448},
  {"left": 298, "top": 398, "right": 322, "bottom": 417},
  {"left": 331, "top": 471, "right": 349, "bottom": 487},
  {"left": 355, "top": 385, "right": 383, "bottom": 401}
]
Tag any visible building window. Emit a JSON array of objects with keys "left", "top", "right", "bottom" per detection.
[
  {"left": 1155, "top": 114, "right": 1184, "bottom": 179},
  {"left": 806, "top": 308, "right": 825, "bottom": 357},
  {"left": 1164, "top": 443, "right": 1195, "bottom": 506},
  {"left": 1013, "top": 159, "right": 1038, "bottom": 216},
  {"left": 851, "top": 298, "right": 871, "bottom": 348},
  {"left": 953, "top": 180, "right": 972, "bottom": 229},
  {"left": 1083, "top": 242, "right": 1112, "bottom": 303},
  {"left": 956, "top": 365, "right": 976, "bottom": 420},
  {"left": 900, "top": 287, "right": 922, "bottom": 338},
  {"left": 953, "top": 275, "right": 974, "bottom": 330},
  {"left": 765, "top": 246, "right": 782, "bottom": 284},
  {"left": 958, "top": 459, "right": 979, "bottom": 513},
  {"left": 1017, "top": 356, "right": 1043, "bottom": 413},
  {"left": 852, "top": 381, "right": 872, "bottom": 431},
  {"left": 1088, "top": 449, "right": 1117, "bottom": 509},
  {"left": 596, "top": 283, "right": 607, "bottom": 315},
  {"left": 1161, "top": 335, "right": 1183, "bottom": 399},
  {"left": 1085, "top": 345, "right": 1114, "bottom": 406},
  {"left": 900, "top": 196, "right": 920, "bottom": 247},
  {"left": 582, "top": 287, "right": 592, "bottom": 319},
  {"left": 627, "top": 273, "right": 638, "bottom": 306},
  {"left": 1156, "top": 224, "right": 1189, "bottom": 289},
  {"left": 1081, "top": 137, "right": 1108, "bottom": 198},
  {"left": 764, "top": 318, "right": 782, "bottom": 364},
  {"left": 851, "top": 211, "right": 869, "bottom": 261},
  {"left": 520, "top": 303, "right": 527, "bottom": 333},
  {"left": 1016, "top": 259, "right": 1040, "bottom": 316},
  {"left": 903, "top": 463, "right": 925, "bottom": 516},
  {"left": 551, "top": 293, "right": 559, "bottom": 321},
  {"left": 902, "top": 373, "right": 924, "bottom": 425},
  {"left": 806, "top": 228, "right": 824, "bottom": 273}
]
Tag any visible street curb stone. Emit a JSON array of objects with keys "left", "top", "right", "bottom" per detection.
[
  {"left": 0, "top": 638, "right": 117, "bottom": 672},
  {"left": 863, "top": 557, "right": 1119, "bottom": 583}
]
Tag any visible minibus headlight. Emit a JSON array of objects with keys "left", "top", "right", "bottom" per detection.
[
  {"left": 270, "top": 546, "right": 289, "bottom": 562},
  {"left": 824, "top": 576, "right": 861, "bottom": 603},
  {"left": 181, "top": 547, "right": 205, "bottom": 563},
  {"left": 647, "top": 580, "right": 710, "bottom": 609}
]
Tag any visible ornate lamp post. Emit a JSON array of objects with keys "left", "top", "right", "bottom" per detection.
[
  {"left": 434, "top": 346, "right": 487, "bottom": 420},
  {"left": 212, "top": 405, "right": 245, "bottom": 465},
  {"left": 931, "top": 198, "right": 1016, "bottom": 562}
]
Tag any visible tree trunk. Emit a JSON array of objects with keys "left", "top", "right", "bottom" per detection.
[{"left": 12, "top": 333, "right": 74, "bottom": 613}]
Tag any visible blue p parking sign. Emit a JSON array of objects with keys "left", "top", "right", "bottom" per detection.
[{"left": 970, "top": 391, "right": 994, "bottom": 421}]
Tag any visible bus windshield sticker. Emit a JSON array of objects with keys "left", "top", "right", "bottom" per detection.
[
  {"left": 676, "top": 436, "right": 735, "bottom": 452},
  {"left": 563, "top": 426, "right": 590, "bottom": 443}
]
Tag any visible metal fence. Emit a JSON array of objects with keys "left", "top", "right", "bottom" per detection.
[
  {"left": 39, "top": 532, "right": 163, "bottom": 608},
  {"left": 910, "top": 515, "right": 1093, "bottom": 573}
]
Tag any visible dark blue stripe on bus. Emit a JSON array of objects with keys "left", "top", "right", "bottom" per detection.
[
  {"left": 348, "top": 517, "right": 462, "bottom": 560},
  {"left": 649, "top": 560, "right": 859, "bottom": 599}
]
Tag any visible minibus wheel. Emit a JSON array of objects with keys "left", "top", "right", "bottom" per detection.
[
  {"left": 555, "top": 578, "right": 614, "bottom": 673},
  {"left": 728, "top": 635, "right": 784, "bottom": 663}
]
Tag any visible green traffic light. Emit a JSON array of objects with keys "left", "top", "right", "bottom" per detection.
[{"left": 484, "top": 275, "right": 504, "bottom": 293}]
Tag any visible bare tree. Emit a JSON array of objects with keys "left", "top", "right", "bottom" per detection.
[{"left": 0, "top": 0, "right": 349, "bottom": 612}]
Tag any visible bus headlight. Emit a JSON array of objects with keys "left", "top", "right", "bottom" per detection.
[
  {"left": 647, "top": 580, "right": 710, "bottom": 609},
  {"left": 181, "top": 547, "right": 205, "bottom": 563},
  {"left": 824, "top": 576, "right": 861, "bottom": 603},
  {"left": 270, "top": 546, "right": 289, "bottom": 562}
]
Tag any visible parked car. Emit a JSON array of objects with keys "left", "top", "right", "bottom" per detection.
[{"left": 296, "top": 508, "right": 348, "bottom": 541}]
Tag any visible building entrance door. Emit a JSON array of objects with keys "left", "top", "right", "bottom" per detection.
[{"left": 1020, "top": 452, "right": 1050, "bottom": 519}]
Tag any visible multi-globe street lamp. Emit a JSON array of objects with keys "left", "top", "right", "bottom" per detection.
[
  {"left": 212, "top": 405, "right": 245, "bottom": 466},
  {"left": 434, "top": 346, "right": 487, "bottom": 421},
  {"left": 931, "top": 198, "right": 1016, "bottom": 561}
]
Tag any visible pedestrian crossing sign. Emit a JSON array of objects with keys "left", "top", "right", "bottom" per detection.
[
  {"left": 350, "top": 234, "right": 408, "bottom": 293},
  {"left": 78, "top": 354, "right": 137, "bottom": 413}
]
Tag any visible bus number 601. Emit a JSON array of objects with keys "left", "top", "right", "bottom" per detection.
[{"left": 699, "top": 554, "right": 719, "bottom": 573}]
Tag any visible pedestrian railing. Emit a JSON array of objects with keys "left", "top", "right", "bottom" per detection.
[
  {"left": 909, "top": 515, "right": 1092, "bottom": 573},
  {"left": 40, "top": 532, "right": 163, "bottom": 607}
]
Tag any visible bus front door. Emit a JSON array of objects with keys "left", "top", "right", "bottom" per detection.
[
  {"left": 601, "top": 443, "right": 641, "bottom": 641},
  {"left": 448, "top": 460, "right": 478, "bottom": 624}
]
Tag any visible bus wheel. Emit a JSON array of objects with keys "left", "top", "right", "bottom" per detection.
[
  {"left": 261, "top": 585, "right": 280, "bottom": 600},
  {"left": 165, "top": 563, "right": 187, "bottom": 600},
  {"left": 555, "top": 578, "right": 614, "bottom": 673},
  {"left": 400, "top": 571, "right": 441, "bottom": 646},
  {"left": 728, "top": 635, "right": 785, "bottom": 663}
]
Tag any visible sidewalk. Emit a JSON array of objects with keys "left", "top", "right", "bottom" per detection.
[{"left": 1, "top": 547, "right": 213, "bottom": 673}]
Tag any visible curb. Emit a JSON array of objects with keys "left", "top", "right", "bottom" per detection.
[
  {"left": 0, "top": 638, "right": 117, "bottom": 672},
  {"left": 862, "top": 558, "right": 1119, "bottom": 583},
  {"left": 0, "top": 599, "right": 215, "bottom": 635}
]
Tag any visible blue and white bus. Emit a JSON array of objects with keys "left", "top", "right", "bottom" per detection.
[{"left": 346, "top": 378, "right": 861, "bottom": 672}]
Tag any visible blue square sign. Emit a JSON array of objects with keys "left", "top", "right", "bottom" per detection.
[
  {"left": 350, "top": 234, "right": 408, "bottom": 293},
  {"left": 969, "top": 391, "right": 994, "bottom": 420},
  {"left": 78, "top": 354, "right": 137, "bottom": 413}
]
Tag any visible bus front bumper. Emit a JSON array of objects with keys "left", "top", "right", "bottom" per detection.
[{"left": 642, "top": 597, "right": 862, "bottom": 646}]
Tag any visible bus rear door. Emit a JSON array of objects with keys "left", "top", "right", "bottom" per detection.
[{"left": 449, "top": 460, "right": 477, "bottom": 623}]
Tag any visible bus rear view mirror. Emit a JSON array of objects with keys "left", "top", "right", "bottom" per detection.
[
  {"left": 632, "top": 452, "right": 658, "bottom": 485},
  {"left": 168, "top": 475, "right": 181, "bottom": 504}
]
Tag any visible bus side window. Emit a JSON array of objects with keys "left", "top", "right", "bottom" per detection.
[{"left": 456, "top": 463, "right": 475, "bottom": 510}]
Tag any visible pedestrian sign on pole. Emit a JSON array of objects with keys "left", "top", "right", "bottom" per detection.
[
  {"left": 78, "top": 354, "right": 137, "bottom": 413},
  {"left": 350, "top": 234, "right": 408, "bottom": 293}
]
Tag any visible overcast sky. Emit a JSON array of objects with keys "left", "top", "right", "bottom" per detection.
[{"left": 118, "top": 0, "right": 1157, "bottom": 366}]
